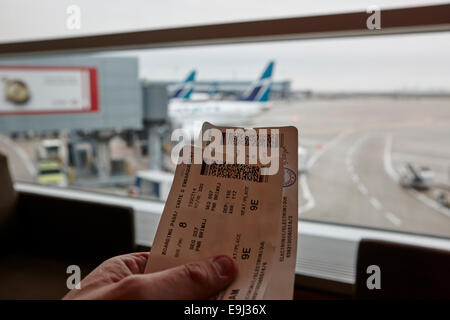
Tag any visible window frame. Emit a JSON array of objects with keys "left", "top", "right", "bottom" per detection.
[
  {"left": 3, "top": 3, "right": 450, "bottom": 294},
  {"left": 0, "top": 4, "right": 449, "bottom": 56}
]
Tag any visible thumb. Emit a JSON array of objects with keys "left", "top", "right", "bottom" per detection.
[{"left": 118, "top": 255, "right": 238, "bottom": 300}]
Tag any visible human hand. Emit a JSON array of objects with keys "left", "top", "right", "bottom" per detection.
[{"left": 63, "top": 252, "right": 238, "bottom": 300}]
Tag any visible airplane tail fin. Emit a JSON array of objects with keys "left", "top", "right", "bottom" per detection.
[
  {"left": 239, "top": 61, "right": 274, "bottom": 102},
  {"left": 172, "top": 70, "right": 196, "bottom": 99}
]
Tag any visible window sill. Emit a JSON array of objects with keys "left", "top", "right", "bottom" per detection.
[{"left": 15, "top": 182, "right": 450, "bottom": 287}]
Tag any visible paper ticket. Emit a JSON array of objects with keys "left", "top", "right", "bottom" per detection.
[
  {"left": 145, "top": 141, "right": 283, "bottom": 299},
  {"left": 260, "top": 126, "right": 298, "bottom": 300},
  {"left": 146, "top": 123, "right": 298, "bottom": 299},
  {"left": 201, "top": 123, "right": 299, "bottom": 299}
]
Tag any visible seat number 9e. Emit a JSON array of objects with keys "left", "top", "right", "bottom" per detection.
[
  {"left": 241, "top": 248, "right": 251, "bottom": 260},
  {"left": 250, "top": 200, "right": 259, "bottom": 211}
]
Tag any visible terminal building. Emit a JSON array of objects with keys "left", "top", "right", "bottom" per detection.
[{"left": 0, "top": 55, "right": 291, "bottom": 186}]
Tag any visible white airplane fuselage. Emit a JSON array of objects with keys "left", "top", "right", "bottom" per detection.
[
  {"left": 168, "top": 99, "right": 271, "bottom": 138},
  {"left": 169, "top": 99, "right": 269, "bottom": 119}
]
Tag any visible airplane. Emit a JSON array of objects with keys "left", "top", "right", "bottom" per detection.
[
  {"left": 168, "top": 61, "right": 275, "bottom": 138},
  {"left": 170, "top": 70, "right": 196, "bottom": 100}
]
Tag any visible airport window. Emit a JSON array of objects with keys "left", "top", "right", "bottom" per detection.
[{"left": 1, "top": 29, "right": 449, "bottom": 239}]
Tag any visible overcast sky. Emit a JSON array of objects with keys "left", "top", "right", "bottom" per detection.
[
  {"left": 1, "top": 0, "right": 449, "bottom": 91},
  {"left": 102, "top": 32, "right": 450, "bottom": 92}
]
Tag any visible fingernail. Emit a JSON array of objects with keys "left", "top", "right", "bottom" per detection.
[{"left": 213, "top": 255, "right": 235, "bottom": 277}]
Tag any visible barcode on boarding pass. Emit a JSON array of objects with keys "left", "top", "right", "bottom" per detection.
[{"left": 200, "top": 162, "right": 269, "bottom": 183}]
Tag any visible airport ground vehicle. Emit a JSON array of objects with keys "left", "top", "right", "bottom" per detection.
[
  {"left": 37, "top": 139, "right": 67, "bottom": 163},
  {"left": 399, "top": 163, "right": 434, "bottom": 191},
  {"left": 129, "top": 170, "right": 173, "bottom": 201},
  {"left": 36, "top": 160, "right": 68, "bottom": 186},
  {"left": 437, "top": 191, "right": 450, "bottom": 209},
  {"left": 35, "top": 139, "right": 68, "bottom": 186}
]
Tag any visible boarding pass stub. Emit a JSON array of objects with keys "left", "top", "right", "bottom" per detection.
[
  {"left": 145, "top": 124, "right": 298, "bottom": 299},
  {"left": 201, "top": 122, "right": 299, "bottom": 299}
]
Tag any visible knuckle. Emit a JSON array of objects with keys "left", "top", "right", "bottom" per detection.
[
  {"left": 183, "top": 262, "right": 212, "bottom": 285},
  {"left": 120, "top": 256, "right": 141, "bottom": 274},
  {"left": 118, "top": 275, "right": 143, "bottom": 297}
]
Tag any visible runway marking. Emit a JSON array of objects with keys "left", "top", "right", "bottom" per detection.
[
  {"left": 307, "top": 129, "right": 353, "bottom": 169},
  {"left": 346, "top": 136, "right": 399, "bottom": 227},
  {"left": 345, "top": 134, "right": 402, "bottom": 227},
  {"left": 344, "top": 134, "right": 372, "bottom": 191},
  {"left": 347, "top": 134, "right": 371, "bottom": 160},
  {"left": 415, "top": 192, "right": 450, "bottom": 216},
  {"left": 385, "top": 211, "right": 402, "bottom": 226},
  {"left": 357, "top": 183, "right": 368, "bottom": 195},
  {"left": 383, "top": 135, "right": 450, "bottom": 218},
  {"left": 383, "top": 135, "right": 399, "bottom": 182},
  {"left": 345, "top": 133, "right": 377, "bottom": 200},
  {"left": 348, "top": 167, "right": 355, "bottom": 175},
  {"left": 0, "top": 135, "right": 36, "bottom": 177},
  {"left": 370, "top": 197, "right": 383, "bottom": 211},
  {"left": 300, "top": 130, "right": 353, "bottom": 214},
  {"left": 299, "top": 174, "right": 315, "bottom": 214},
  {"left": 345, "top": 156, "right": 352, "bottom": 167}
]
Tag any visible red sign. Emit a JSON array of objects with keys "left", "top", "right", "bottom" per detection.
[{"left": 0, "top": 66, "right": 99, "bottom": 116}]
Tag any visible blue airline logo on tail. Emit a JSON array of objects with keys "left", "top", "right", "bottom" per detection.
[
  {"left": 172, "top": 70, "right": 196, "bottom": 99},
  {"left": 239, "top": 61, "right": 274, "bottom": 102}
]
